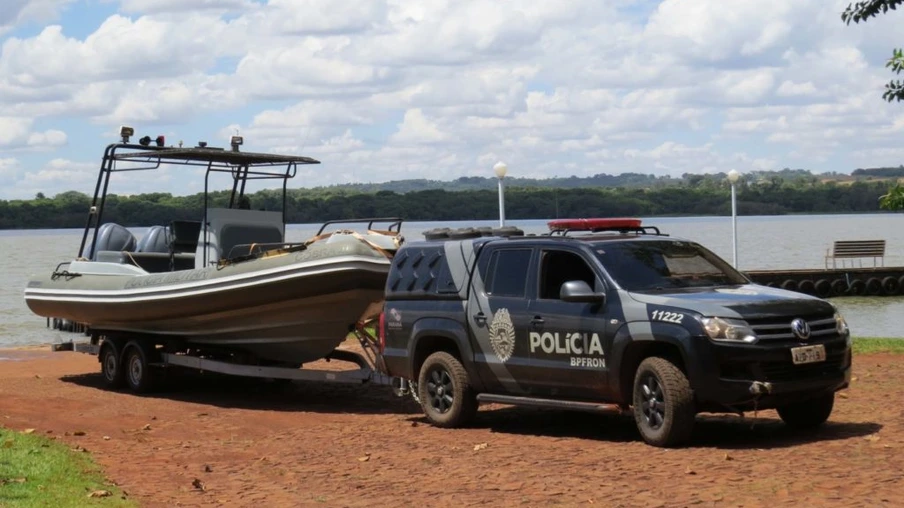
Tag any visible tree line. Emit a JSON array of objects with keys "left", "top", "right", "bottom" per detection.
[{"left": 1, "top": 177, "right": 898, "bottom": 229}]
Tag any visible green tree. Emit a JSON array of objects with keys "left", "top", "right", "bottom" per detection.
[
  {"left": 842, "top": 0, "right": 904, "bottom": 102},
  {"left": 879, "top": 182, "right": 904, "bottom": 210}
]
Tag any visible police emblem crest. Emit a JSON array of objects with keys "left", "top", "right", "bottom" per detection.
[{"left": 488, "top": 308, "right": 516, "bottom": 362}]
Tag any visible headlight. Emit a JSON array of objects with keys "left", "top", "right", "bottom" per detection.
[
  {"left": 835, "top": 311, "right": 850, "bottom": 337},
  {"left": 700, "top": 317, "right": 758, "bottom": 344}
]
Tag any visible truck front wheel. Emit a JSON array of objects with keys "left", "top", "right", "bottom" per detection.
[
  {"left": 632, "top": 357, "right": 696, "bottom": 447},
  {"left": 417, "top": 352, "right": 477, "bottom": 428},
  {"left": 776, "top": 393, "right": 834, "bottom": 429}
]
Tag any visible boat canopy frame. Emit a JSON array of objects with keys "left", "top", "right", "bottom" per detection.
[{"left": 78, "top": 142, "right": 321, "bottom": 260}]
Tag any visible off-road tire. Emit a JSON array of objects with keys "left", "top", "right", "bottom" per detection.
[
  {"left": 776, "top": 393, "right": 835, "bottom": 429},
  {"left": 417, "top": 351, "right": 477, "bottom": 428},
  {"left": 99, "top": 341, "right": 125, "bottom": 389},
  {"left": 123, "top": 341, "right": 158, "bottom": 394},
  {"left": 632, "top": 357, "right": 696, "bottom": 447}
]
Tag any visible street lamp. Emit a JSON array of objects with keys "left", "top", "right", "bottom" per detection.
[
  {"left": 494, "top": 161, "right": 508, "bottom": 227},
  {"left": 727, "top": 169, "right": 740, "bottom": 268}
]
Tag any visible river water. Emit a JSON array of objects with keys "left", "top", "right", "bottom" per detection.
[{"left": 2, "top": 214, "right": 902, "bottom": 348}]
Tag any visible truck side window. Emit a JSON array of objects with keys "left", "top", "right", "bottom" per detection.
[
  {"left": 539, "top": 250, "right": 596, "bottom": 300},
  {"left": 485, "top": 249, "right": 532, "bottom": 297}
]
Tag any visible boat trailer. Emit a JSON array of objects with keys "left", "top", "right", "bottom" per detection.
[{"left": 52, "top": 318, "right": 395, "bottom": 389}]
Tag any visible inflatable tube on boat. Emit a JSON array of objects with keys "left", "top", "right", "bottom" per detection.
[
  {"left": 89, "top": 223, "right": 136, "bottom": 259},
  {"left": 136, "top": 225, "right": 170, "bottom": 253}
]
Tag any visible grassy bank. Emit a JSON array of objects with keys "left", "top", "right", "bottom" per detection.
[
  {"left": 852, "top": 337, "right": 904, "bottom": 355},
  {"left": 0, "top": 428, "right": 133, "bottom": 508}
]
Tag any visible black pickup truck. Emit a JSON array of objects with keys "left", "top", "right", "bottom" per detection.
[{"left": 378, "top": 219, "right": 852, "bottom": 447}]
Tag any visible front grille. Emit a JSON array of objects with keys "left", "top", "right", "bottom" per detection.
[
  {"left": 747, "top": 314, "right": 837, "bottom": 341},
  {"left": 719, "top": 345, "right": 849, "bottom": 382},
  {"left": 756, "top": 350, "right": 847, "bottom": 382}
]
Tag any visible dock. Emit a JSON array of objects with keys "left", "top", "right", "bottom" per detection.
[{"left": 746, "top": 267, "right": 904, "bottom": 297}]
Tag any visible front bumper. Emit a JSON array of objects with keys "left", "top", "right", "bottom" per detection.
[{"left": 689, "top": 334, "right": 852, "bottom": 411}]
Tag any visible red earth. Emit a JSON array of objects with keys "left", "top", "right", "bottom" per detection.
[{"left": 0, "top": 344, "right": 901, "bottom": 507}]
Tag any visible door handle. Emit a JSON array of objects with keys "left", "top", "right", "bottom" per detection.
[
  {"left": 473, "top": 313, "right": 487, "bottom": 325},
  {"left": 530, "top": 316, "right": 545, "bottom": 326}
]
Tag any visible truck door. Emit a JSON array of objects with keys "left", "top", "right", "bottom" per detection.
[
  {"left": 526, "top": 247, "right": 610, "bottom": 400},
  {"left": 465, "top": 245, "right": 538, "bottom": 395}
]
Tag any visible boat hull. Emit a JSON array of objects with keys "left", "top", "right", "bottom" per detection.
[{"left": 25, "top": 241, "right": 392, "bottom": 364}]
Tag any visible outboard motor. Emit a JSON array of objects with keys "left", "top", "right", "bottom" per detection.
[
  {"left": 135, "top": 225, "right": 170, "bottom": 253},
  {"left": 88, "top": 223, "right": 137, "bottom": 260}
]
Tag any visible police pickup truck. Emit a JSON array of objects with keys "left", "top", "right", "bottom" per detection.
[{"left": 378, "top": 218, "right": 852, "bottom": 447}]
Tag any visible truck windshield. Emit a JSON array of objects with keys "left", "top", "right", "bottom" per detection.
[{"left": 591, "top": 240, "right": 748, "bottom": 291}]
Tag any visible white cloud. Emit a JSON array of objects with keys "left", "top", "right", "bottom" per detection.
[
  {"left": 0, "top": 158, "right": 20, "bottom": 180},
  {"left": 1, "top": 0, "right": 904, "bottom": 198},
  {"left": 389, "top": 109, "right": 451, "bottom": 145},
  {"left": 0, "top": 116, "right": 66, "bottom": 150},
  {"left": 0, "top": 0, "right": 74, "bottom": 35},
  {"left": 118, "top": 0, "right": 255, "bottom": 14}
]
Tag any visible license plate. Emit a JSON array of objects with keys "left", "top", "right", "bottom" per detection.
[{"left": 791, "top": 345, "right": 826, "bottom": 365}]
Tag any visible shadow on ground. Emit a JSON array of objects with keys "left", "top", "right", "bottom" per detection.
[
  {"left": 60, "top": 369, "right": 420, "bottom": 416},
  {"left": 408, "top": 405, "right": 882, "bottom": 449},
  {"left": 61, "top": 371, "right": 880, "bottom": 449}
]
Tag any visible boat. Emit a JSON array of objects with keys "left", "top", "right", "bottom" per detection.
[{"left": 24, "top": 127, "right": 403, "bottom": 365}]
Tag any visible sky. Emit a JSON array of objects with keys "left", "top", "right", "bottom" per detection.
[{"left": 0, "top": 0, "right": 902, "bottom": 199}]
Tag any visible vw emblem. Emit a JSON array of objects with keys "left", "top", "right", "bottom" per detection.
[{"left": 791, "top": 318, "right": 811, "bottom": 341}]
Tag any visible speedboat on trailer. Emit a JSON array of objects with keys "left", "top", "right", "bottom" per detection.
[{"left": 24, "top": 126, "right": 403, "bottom": 365}]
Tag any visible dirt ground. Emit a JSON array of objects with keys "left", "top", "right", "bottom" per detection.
[{"left": 0, "top": 345, "right": 901, "bottom": 508}]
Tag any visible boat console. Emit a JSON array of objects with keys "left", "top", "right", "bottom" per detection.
[{"left": 73, "top": 126, "right": 322, "bottom": 274}]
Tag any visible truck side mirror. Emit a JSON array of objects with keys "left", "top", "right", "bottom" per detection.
[{"left": 560, "top": 280, "right": 606, "bottom": 305}]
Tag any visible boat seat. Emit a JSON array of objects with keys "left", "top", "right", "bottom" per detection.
[
  {"left": 95, "top": 251, "right": 195, "bottom": 273},
  {"left": 220, "top": 224, "right": 284, "bottom": 258},
  {"left": 170, "top": 220, "right": 202, "bottom": 253},
  {"left": 197, "top": 208, "right": 285, "bottom": 266}
]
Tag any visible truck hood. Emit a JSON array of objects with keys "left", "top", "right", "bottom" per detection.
[{"left": 626, "top": 284, "right": 836, "bottom": 320}]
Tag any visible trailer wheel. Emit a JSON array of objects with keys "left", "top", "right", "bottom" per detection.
[
  {"left": 99, "top": 341, "right": 125, "bottom": 389},
  {"left": 417, "top": 352, "right": 477, "bottom": 428},
  {"left": 123, "top": 342, "right": 157, "bottom": 394}
]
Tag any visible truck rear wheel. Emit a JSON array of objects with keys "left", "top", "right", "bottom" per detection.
[
  {"left": 632, "top": 357, "right": 696, "bottom": 447},
  {"left": 417, "top": 352, "right": 477, "bottom": 428},
  {"left": 776, "top": 393, "right": 834, "bottom": 429}
]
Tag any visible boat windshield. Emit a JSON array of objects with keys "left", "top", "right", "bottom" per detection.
[{"left": 591, "top": 240, "right": 748, "bottom": 291}]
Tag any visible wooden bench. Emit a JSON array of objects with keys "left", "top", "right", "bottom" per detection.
[{"left": 825, "top": 240, "right": 886, "bottom": 269}]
